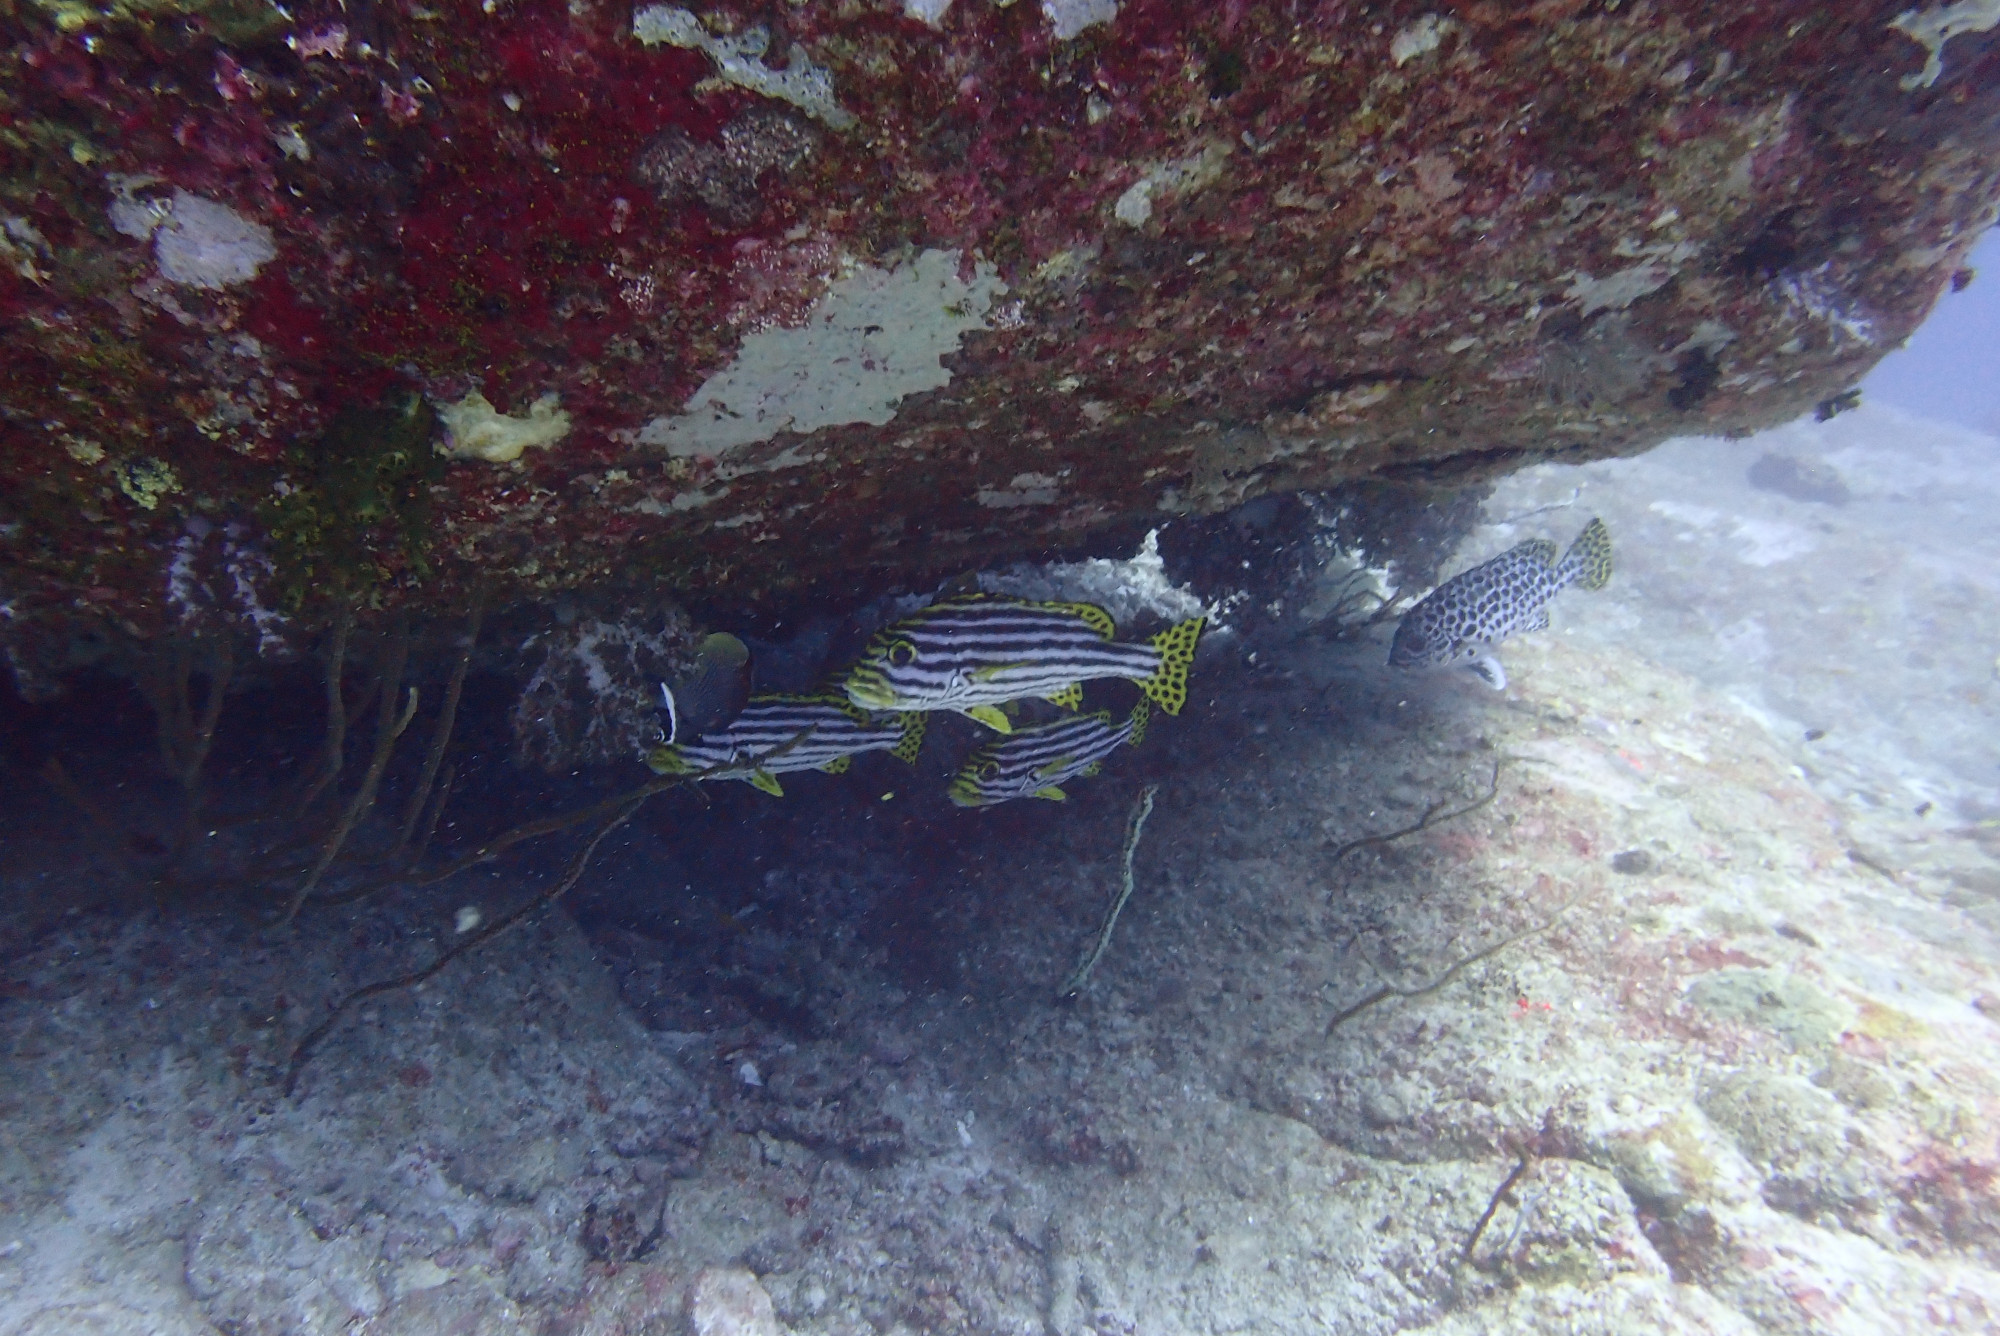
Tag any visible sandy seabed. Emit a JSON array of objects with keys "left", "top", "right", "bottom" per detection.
[{"left": 3, "top": 403, "right": 1999, "bottom": 1335}]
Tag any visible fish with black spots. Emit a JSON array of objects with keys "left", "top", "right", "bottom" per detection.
[{"left": 1389, "top": 517, "right": 1612, "bottom": 690}]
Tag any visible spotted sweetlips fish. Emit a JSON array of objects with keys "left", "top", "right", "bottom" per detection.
[
  {"left": 843, "top": 593, "right": 1204, "bottom": 732},
  {"left": 949, "top": 699, "right": 1151, "bottom": 807},
  {"left": 1389, "top": 517, "right": 1612, "bottom": 690},
  {"left": 643, "top": 694, "right": 925, "bottom": 796}
]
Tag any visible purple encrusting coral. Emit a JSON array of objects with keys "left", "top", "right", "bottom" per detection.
[{"left": 1, "top": 0, "right": 1997, "bottom": 636}]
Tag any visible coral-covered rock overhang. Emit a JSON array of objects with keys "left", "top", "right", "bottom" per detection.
[{"left": 2, "top": 0, "right": 1997, "bottom": 636}]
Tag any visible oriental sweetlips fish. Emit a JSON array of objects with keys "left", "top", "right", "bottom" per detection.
[
  {"left": 643, "top": 694, "right": 926, "bottom": 796},
  {"left": 842, "top": 593, "right": 1204, "bottom": 732},
  {"left": 949, "top": 699, "right": 1151, "bottom": 807},
  {"left": 1389, "top": 517, "right": 1613, "bottom": 690}
]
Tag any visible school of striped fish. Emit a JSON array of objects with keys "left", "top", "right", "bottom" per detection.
[
  {"left": 643, "top": 518, "right": 1611, "bottom": 804},
  {"left": 644, "top": 592, "right": 1204, "bottom": 805}
]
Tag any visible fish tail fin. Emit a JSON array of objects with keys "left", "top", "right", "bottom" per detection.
[
  {"left": 891, "top": 711, "right": 927, "bottom": 764},
  {"left": 1559, "top": 517, "right": 1613, "bottom": 590},
  {"left": 1137, "top": 617, "right": 1205, "bottom": 715},
  {"left": 1127, "top": 697, "right": 1151, "bottom": 747}
]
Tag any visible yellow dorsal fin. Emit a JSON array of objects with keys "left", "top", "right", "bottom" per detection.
[{"left": 1046, "top": 601, "right": 1116, "bottom": 639}]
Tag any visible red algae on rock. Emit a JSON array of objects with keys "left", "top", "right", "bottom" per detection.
[{"left": 2, "top": 0, "right": 1998, "bottom": 636}]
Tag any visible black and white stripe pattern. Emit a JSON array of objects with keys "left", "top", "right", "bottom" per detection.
[
  {"left": 949, "top": 703, "right": 1146, "bottom": 807},
  {"left": 845, "top": 595, "right": 1159, "bottom": 714},
  {"left": 652, "top": 695, "right": 911, "bottom": 779}
]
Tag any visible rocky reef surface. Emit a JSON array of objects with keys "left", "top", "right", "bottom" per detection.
[
  {"left": 4, "top": 0, "right": 1999, "bottom": 647},
  {"left": 2, "top": 403, "right": 1997, "bottom": 1334}
]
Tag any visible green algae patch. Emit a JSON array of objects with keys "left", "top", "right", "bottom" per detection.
[
  {"left": 30, "top": 0, "right": 285, "bottom": 42},
  {"left": 261, "top": 394, "right": 443, "bottom": 610},
  {"left": 1686, "top": 967, "right": 1855, "bottom": 1052}
]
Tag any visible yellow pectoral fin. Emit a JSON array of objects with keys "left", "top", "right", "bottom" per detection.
[
  {"left": 1034, "top": 754, "right": 1081, "bottom": 780},
  {"left": 748, "top": 769, "right": 785, "bottom": 796},
  {"left": 965, "top": 704, "right": 1013, "bottom": 733},
  {"left": 1033, "top": 785, "right": 1068, "bottom": 801},
  {"left": 970, "top": 662, "right": 1032, "bottom": 683}
]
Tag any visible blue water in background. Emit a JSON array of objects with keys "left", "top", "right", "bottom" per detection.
[{"left": 1862, "top": 226, "right": 2000, "bottom": 434}]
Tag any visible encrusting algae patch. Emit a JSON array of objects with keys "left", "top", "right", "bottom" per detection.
[{"left": 435, "top": 391, "right": 573, "bottom": 464}]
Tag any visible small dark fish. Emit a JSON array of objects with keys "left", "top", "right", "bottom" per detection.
[
  {"left": 842, "top": 593, "right": 1204, "bottom": 731},
  {"left": 644, "top": 694, "right": 925, "bottom": 795},
  {"left": 949, "top": 699, "right": 1150, "bottom": 807},
  {"left": 1389, "top": 517, "right": 1612, "bottom": 690},
  {"left": 659, "top": 631, "right": 751, "bottom": 742}
]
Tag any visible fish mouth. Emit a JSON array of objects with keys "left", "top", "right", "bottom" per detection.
[{"left": 843, "top": 672, "right": 898, "bottom": 709}]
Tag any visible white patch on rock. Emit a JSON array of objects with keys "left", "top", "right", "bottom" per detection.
[
  {"left": 902, "top": 0, "right": 953, "bottom": 25},
  {"left": 1390, "top": 14, "right": 1454, "bottom": 66},
  {"left": 436, "top": 390, "right": 572, "bottom": 463},
  {"left": 976, "top": 472, "right": 1062, "bottom": 508},
  {"left": 688, "top": 1267, "right": 780, "bottom": 1336},
  {"left": 631, "top": 485, "right": 730, "bottom": 514},
  {"left": 978, "top": 529, "right": 1216, "bottom": 629},
  {"left": 1891, "top": 0, "right": 2000, "bottom": 90},
  {"left": 1649, "top": 499, "right": 1723, "bottom": 529},
  {"left": 1730, "top": 517, "right": 1817, "bottom": 567},
  {"left": 1564, "top": 263, "right": 1672, "bottom": 316},
  {"left": 1775, "top": 266, "right": 1877, "bottom": 346},
  {"left": 632, "top": 6, "right": 856, "bottom": 129},
  {"left": 636, "top": 249, "right": 1003, "bottom": 466},
  {"left": 111, "top": 187, "right": 277, "bottom": 290},
  {"left": 1043, "top": 0, "right": 1118, "bottom": 41},
  {"left": 1112, "top": 143, "right": 1231, "bottom": 229}
]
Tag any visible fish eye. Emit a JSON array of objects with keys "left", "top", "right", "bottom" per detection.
[
  {"left": 888, "top": 639, "right": 917, "bottom": 667},
  {"left": 980, "top": 761, "right": 1000, "bottom": 779}
]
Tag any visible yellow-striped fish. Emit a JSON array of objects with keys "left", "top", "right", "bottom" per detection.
[
  {"left": 842, "top": 593, "right": 1203, "bottom": 732},
  {"left": 643, "top": 695, "right": 925, "bottom": 796},
  {"left": 948, "top": 699, "right": 1150, "bottom": 807}
]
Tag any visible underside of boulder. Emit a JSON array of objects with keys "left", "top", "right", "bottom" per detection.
[{"left": 2, "top": 0, "right": 1997, "bottom": 645}]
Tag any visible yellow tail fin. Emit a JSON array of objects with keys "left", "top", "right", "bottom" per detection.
[
  {"left": 1126, "top": 697, "right": 1151, "bottom": 746},
  {"left": 1136, "top": 617, "right": 1205, "bottom": 715},
  {"left": 1561, "top": 517, "right": 1613, "bottom": 591}
]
